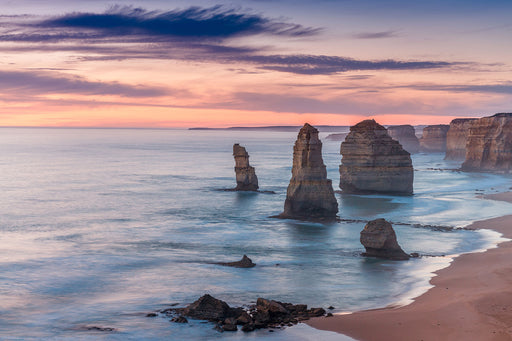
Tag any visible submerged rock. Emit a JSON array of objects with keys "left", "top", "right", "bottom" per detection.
[
  {"left": 360, "top": 218, "right": 410, "bottom": 260},
  {"left": 233, "top": 144, "right": 259, "bottom": 191},
  {"left": 339, "top": 119, "right": 413, "bottom": 195},
  {"left": 419, "top": 125, "right": 449, "bottom": 152},
  {"left": 445, "top": 118, "right": 478, "bottom": 160},
  {"left": 214, "top": 255, "right": 256, "bottom": 268},
  {"left": 461, "top": 113, "right": 512, "bottom": 173},
  {"left": 387, "top": 125, "right": 420, "bottom": 154},
  {"left": 279, "top": 123, "right": 338, "bottom": 220}
]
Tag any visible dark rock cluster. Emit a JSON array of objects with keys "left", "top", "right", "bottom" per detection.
[{"left": 157, "top": 294, "right": 327, "bottom": 332}]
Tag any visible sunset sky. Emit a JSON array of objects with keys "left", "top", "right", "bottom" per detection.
[{"left": 1, "top": 0, "right": 511, "bottom": 127}]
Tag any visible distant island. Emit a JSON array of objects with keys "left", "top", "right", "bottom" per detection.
[{"left": 189, "top": 125, "right": 351, "bottom": 132}]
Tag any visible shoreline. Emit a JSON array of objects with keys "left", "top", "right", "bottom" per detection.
[{"left": 307, "top": 192, "right": 512, "bottom": 341}]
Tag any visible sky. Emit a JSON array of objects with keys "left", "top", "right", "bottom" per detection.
[{"left": 0, "top": 0, "right": 511, "bottom": 127}]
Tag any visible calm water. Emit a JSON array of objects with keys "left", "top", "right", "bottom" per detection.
[{"left": 0, "top": 128, "right": 511, "bottom": 340}]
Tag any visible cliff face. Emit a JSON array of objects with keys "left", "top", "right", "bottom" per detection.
[
  {"left": 339, "top": 119, "right": 413, "bottom": 195},
  {"left": 279, "top": 123, "right": 338, "bottom": 220},
  {"left": 233, "top": 144, "right": 259, "bottom": 191},
  {"left": 445, "top": 118, "right": 478, "bottom": 160},
  {"left": 360, "top": 218, "right": 410, "bottom": 260},
  {"left": 461, "top": 113, "right": 512, "bottom": 173},
  {"left": 387, "top": 125, "right": 420, "bottom": 154},
  {"left": 419, "top": 125, "right": 449, "bottom": 152}
]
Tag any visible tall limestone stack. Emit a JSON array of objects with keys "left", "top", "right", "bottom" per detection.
[
  {"left": 387, "top": 125, "right": 420, "bottom": 154},
  {"left": 444, "top": 118, "right": 478, "bottom": 160},
  {"left": 279, "top": 123, "right": 338, "bottom": 220},
  {"left": 233, "top": 144, "right": 259, "bottom": 191},
  {"left": 461, "top": 113, "right": 512, "bottom": 173},
  {"left": 339, "top": 119, "right": 413, "bottom": 195},
  {"left": 419, "top": 125, "right": 449, "bottom": 152}
]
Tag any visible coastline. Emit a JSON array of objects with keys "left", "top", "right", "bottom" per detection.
[{"left": 307, "top": 192, "right": 512, "bottom": 341}]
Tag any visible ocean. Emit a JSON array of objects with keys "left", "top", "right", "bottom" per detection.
[{"left": 0, "top": 127, "right": 511, "bottom": 340}]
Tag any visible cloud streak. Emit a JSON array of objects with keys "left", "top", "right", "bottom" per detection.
[
  {"left": 8, "top": 5, "right": 318, "bottom": 43},
  {"left": 0, "top": 70, "right": 168, "bottom": 97}
]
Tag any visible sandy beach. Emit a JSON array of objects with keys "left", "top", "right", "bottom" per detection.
[{"left": 307, "top": 192, "right": 512, "bottom": 341}]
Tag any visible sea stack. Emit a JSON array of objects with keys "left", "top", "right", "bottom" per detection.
[
  {"left": 419, "top": 125, "right": 449, "bottom": 152},
  {"left": 445, "top": 118, "right": 478, "bottom": 160},
  {"left": 360, "top": 218, "right": 410, "bottom": 260},
  {"left": 279, "top": 123, "right": 338, "bottom": 220},
  {"left": 233, "top": 144, "right": 259, "bottom": 191},
  {"left": 339, "top": 119, "right": 413, "bottom": 195},
  {"left": 387, "top": 125, "right": 420, "bottom": 154},
  {"left": 461, "top": 113, "right": 512, "bottom": 173}
]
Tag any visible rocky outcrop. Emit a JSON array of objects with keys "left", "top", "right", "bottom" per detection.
[
  {"left": 461, "top": 113, "right": 512, "bottom": 172},
  {"left": 233, "top": 144, "right": 258, "bottom": 191},
  {"left": 325, "top": 133, "right": 348, "bottom": 141},
  {"left": 419, "top": 125, "right": 449, "bottom": 152},
  {"left": 360, "top": 218, "right": 410, "bottom": 260},
  {"left": 159, "top": 294, "right": 327, "bottom": 332},
  {"left": 387, "top": 125, "right": 420, "bottom": 154},
  {"left": 444, "top": 118, "right": 478, "bottom": 160},
  {"left": 339, "top": 120, "right": 413, "bottom": 195},
  {"left": 279, "top": 123, "right": 338, "bottom": 220},
  {"left": 214, "top": 255, "right": 256, "bottom": 268}
]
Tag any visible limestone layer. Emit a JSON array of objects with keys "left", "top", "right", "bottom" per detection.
[
  {"left": 461, "top": 113, "right": 512, "bottom": 173},
  {"left": 339, "top": 119, "right": 413, "bottom": 195},
  {"left": 445, "top": 118, "right": 478, "bottom": 160},
  {"left": 387, "top": 125, "right": 420, "bottom": 154},
  {"left": 280, "top": 123, "right": 338, "bottom": 220},
  {"left": 233, "top": 144, "right": 258, "bottom": 191},
  {"left": 419, "top": 125, "right": 449, "bottom": 152}
]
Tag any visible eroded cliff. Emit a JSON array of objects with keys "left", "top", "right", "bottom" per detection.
[{"left": 339, "top": 119, "right": 413, "bottom": 195}]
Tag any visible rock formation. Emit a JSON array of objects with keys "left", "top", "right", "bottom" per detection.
[
  {"left": 279, "top": 123, "right": 338, "bottom": 220},
  {"left": 360, "top": 218, "right": 410, "bottom": 260},
  {"left": 159, "top": 294, "right": 326, "bottom": 332},
  {"left": 445, "top": 118, "right": 478, "bottom": 160},
  {"left": 233, "top": 144, "right": 258, "bottom": 191},
  {"left": 461, "top": 113, "right": 512, "bottom": 172},
  {"left": 387, "top": 125, "right": 420, "bottom": 154},
  {"left": 325, "top": 132, "right": 348, "bottom": 141},
  {"left": 214, "top": 255, "right": 256, "bottom": 268},
  {"left": 419, "top": 125, "right": 449, "bottom": 152},
  {"left": 339, "top": 120, "right": 413, "bottom": 195}
]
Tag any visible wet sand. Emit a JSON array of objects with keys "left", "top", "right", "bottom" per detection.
[{"left": 307, "top": 193, "right": 512, "bottom": 341}]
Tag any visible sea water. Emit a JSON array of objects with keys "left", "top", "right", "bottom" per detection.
[{"left": 0, "top": 128, "right": 511, "bottom": 340}]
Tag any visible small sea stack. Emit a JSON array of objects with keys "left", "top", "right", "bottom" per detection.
[
  {"left": 461, "top": 113, "right": 512, "bottom": 173},
  {"left": 419, "top": 125, "right": 449, "bottom": 153},
  {"left": 360, "top": 218, "right": 410, "bottom": 260},
  {"left": 387, "top": 125, "right": 420, "bottom": 154},
  {"left": 233, "top": 144, "right": 259, "bottom": 191},
  {"left": 445, "top": 118, "right": 478, "bottom": 160},
  {"left": 339, "top": 119, "right": 413, "bottom": 195},
  {"left": 279, "top": 123, "right": 338, "bottom": 221}
]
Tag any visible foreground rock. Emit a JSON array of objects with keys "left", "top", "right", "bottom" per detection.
[
  {"left": 419, "top": 125, "right": 449, "bottom": 152},
  {"left": 461, "top": 113, "right": 512, "bottom": 172},
  {"left": 444, "top": 118, "right": 478, "bottom": 160},
  {"left": 360, "top": 218, "right": 410, "bottom": 260},
  {"left": 214, "top": 255, "right": 256, "bottom": 268},
  {"left": 339, "top": 120, "right": 413, "bottom": 195},
  {"left": 387, "top": 125, "right": 420, "bottom": 154},
  {"left": 158, "top": 294, "right": 327, "bottom": 332},
  {"left": 233, "top": 144, "right": 259, "bottom": 191},
  {"left": 279, "top": 123, "right": 338, "bottom": 220}
]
